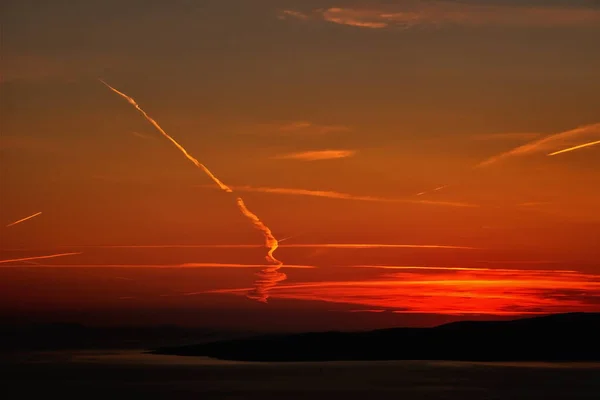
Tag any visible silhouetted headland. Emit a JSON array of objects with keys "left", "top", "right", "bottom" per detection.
[{"left": 152, "top": 313, "right": 600, "bottom": 362}]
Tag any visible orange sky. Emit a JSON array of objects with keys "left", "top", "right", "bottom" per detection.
[{"left": 1, "top": 0, "right": 599, "bottom": 329}]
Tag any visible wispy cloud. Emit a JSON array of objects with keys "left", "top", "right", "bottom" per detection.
[
  {"left": 471, "top": 133, "right": 542, "bottom": 142},
  {"left": 251, "top": 121, "right": 352, "bottom": 136},
  {"left": 131, "top": 131, "right": 154, "bottom": 140},
  {"left": 280, "top": 2, "right": 600, "bottom": 30},
  {"left": 203, "top": 269, "right": 600, "bottom": 315},
  {"left": 278, "top": 121, "right": 351, "bottom": 135},
  {"left": 278, "top": 10, "right": 310, "bottom": 21},
  {"left": 278, "top": 121, "right": 314, "bottom": 132},
  {"left": 273, "top": 150, "right": 357, "bottom": 161},
  {"left": 355, "top": 265, "right": 576, "bottom": 273},
  {"left": 200, "top": 184, "right": 478, "bottom": 208},
  {"left": 478, "top": 123, "right": 600, "bottom": 167},
  {"left": 517, "top": 202, "right": 553, "bottom": 208}
]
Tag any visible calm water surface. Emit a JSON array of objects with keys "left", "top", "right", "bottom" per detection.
[{"left": 3, "top": 350, "right": 599, "bottom": 399}]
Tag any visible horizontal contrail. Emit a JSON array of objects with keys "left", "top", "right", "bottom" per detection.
[
  {"left": 416, "top": 185, "right": 448, "bottom": 197},
  {"left": 273, "top": 150, "right": 356, "bottom": 161},
  {"left": 354, "top": 265, "right": 577, "bottom": 273},
  {"left": 63, "top": 243, "right": 477, "bottom": 250},
  {"left": 10, "top": 263, "right": 546, "bottom": 272},
  {"left": 548, "top": 140, "right": 600, "bottom": 156},
  {"left": 6, "top": 212, "right": 42, "bottom": 227},
  {"left": 284, "top": 244, "right": 476, "bottom": 250},
  {"left": 478, "top": 123, "right": 600, "bottom": 167},
  {"left": 0, "top": 252, "right": 82, "bottom": 264},
  {"left": 200, "top": 185, "right": 477, "bottom": 208},
  {"left": 0, "top": 262, "right": 315, "bottom": 269}
]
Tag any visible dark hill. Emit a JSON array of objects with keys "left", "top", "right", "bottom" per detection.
[{"left": 152, "top": 313, "right": 600, "bottom": 362}]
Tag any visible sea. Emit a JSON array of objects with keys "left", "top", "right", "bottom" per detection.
[{"left": 2, "top": 350, "right": 600, "bottom": 399}]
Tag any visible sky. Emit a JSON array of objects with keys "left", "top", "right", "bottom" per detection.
[{"left": 1, "top": 0, "right": 599, "bottom": 330}]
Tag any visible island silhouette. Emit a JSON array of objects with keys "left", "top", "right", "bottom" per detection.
[{"left": 152, "top": 313, "right": 600, "bottom": 362}]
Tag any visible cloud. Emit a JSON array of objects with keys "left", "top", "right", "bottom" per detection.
[
  {"left": 321, "top": 8, "right": 390, "bottom": 29},
  {"left": 199, "top": 184, "right": 479, "bottom": 208},
  {"left": 471, "top": 133, "right": 542, "bottom": 142},
  {"left": 273, "top": 150, "right": 356, "bottom": 161},
  {"left": 278, "top": 10, "right": 310, "bottom": 21},
  {"left": 252, "top": 121, "right": 352, "bottom": 136},
  {"left": 279, "top": 121, "right": 314, "bottom": 132},
  {"left": 130, "top": 131, "right": 155, "bottom": 140},
  {"left": 204, "top": 269, "right": 600, "bottom": 315},
  {"left": 478, "top": 123, "right": 600, "bottom": 167},
  {"left": 281, "top": 2, "right": 600, "bottom": 30}
]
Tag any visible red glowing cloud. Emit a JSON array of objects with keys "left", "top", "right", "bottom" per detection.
[{"left": 206, "top": 269, "right": 600, "bottom": 315}]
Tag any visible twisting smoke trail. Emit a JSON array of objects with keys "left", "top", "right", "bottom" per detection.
[
  {"left": 0, "top": 252, "right": 82, "bottom": 264},
  {"left": 6, "top": 212, "right": 42, "bottom": 227},
  {"left": 548, "top": 140, "right": 600, "bottom": 156},
  {"left": 100, "top": 80, "right": 283, "bottom": 302},
  {"left": 235, "top": 197, "right": 285, "bottom": 301}
]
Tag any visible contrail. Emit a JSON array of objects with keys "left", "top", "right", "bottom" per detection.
[
  {"left": 416, "top": 123, "right": 600, "bottom": 198},
  {"left": 286, "top": 244, "right": 476, "bottom": 250},
  {"left": 99, "top": 80, "right": 232, "bottom": 192},
  {"left": 416, "top": 185, "right": 448, "bottom": 197},
  {"left": 200, "top": 184, "right": 477, "bottom": 208},
  {"left": 100, "top": 80, "right": 283, "bottom": 302},
  {"left": 0, "top": 262, "right": 315, "bottom": 269},
  {"left": 6, "top": 212, "right": 42, "bottom": 227},
  {"left": 353, "top": 265, "right": 577, "bottom": 273},
  {"left": 478, "top": 123, "right": 600, "bottom": 167},
  {"left": 0, "top": 252, "right": 82, "bottom": 264},
  {"left": 60, "top": 243, "right": 477, "bottom": 250},
  {"left": 548, "top": 140, "right": 600, "bottom": 156}
]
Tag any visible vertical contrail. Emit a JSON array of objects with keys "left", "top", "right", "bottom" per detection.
[
  {"left": 6, "top": 212, "right": 42, "bottom": 227},
  {"left": 100, "top": 80, "right": 284, "bottom": 302}
]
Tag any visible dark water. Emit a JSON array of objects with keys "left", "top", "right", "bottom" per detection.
[{"left": 2, "top": 350, "right": 600, "bottom": 399}]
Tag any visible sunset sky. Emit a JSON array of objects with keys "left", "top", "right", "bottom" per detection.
[{"left": 1, "top": 0, "right": 599, "bottom": 330}]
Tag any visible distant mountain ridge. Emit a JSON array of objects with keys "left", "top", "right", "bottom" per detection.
[{"left": 152, "top": 313, "right": 600, "bottom": 362}]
